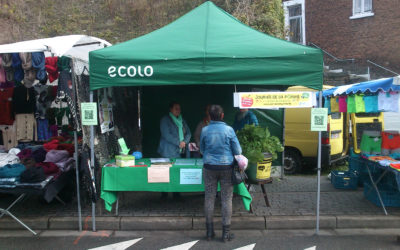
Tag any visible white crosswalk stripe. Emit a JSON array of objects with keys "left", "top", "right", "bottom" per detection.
[
  {"left": 304, "top": 246, "right": 316, "bottom": 250},
  {"left": 160, "top": 240, "right": 199, "bottom": 250},
  {"left": 233, "top": 243, "right": 256, "bottom": 250},
  {"left": 87, "top": 238, "right": 143, "bottom": 250}
]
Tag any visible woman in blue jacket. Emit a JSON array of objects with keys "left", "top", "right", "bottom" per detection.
[{"left": 157, "top": 101, "right": 191, "bottom": 199}]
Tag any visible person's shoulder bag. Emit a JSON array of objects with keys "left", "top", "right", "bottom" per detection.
[{"left": 231, "top": 159, "right": 247, "bottom": 185}]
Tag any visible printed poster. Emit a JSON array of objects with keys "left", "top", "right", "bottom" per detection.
[
  {"left": 99, "top": 89, "right": 115, "bottom": 133},
  {"left": 180, "top": 169, "right": 202, "bottom": 185},
  {"left": 311, "top": 108, "right": 328, "bottom": 131},
  {"left": 236, "top": 92, "right": 314, "bottom": 109},
  {"left": 81, "top": 102, "right": 98, "bottom": 126}
]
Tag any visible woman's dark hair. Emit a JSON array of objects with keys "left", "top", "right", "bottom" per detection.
[
  {"left": 209, "top": 105, "right": 224, "bottom": 121},
  {"left": 169, "top": 101, "right": 179, "bottom": 110}
]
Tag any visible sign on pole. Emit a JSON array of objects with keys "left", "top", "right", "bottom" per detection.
[
  {"left": 81, "top": 102, "right": 98, "bottom": 126},
  {"left": 311, "top": 108, "right": 328, "bottom": 131}
]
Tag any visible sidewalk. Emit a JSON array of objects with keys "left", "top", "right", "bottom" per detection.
[{"left": 1, "top": 176, "right": 400, "bottom": 231}]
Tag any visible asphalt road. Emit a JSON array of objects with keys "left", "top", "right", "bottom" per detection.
[{"left": 0, "top": 230, "right": 399, "bottom": 250}]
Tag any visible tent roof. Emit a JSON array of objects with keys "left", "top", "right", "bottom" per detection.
[
  {"left": 0, "top": 35, "right": 111, "bottom": 62},
  {"left": 89, "top": 1, "right": 323, "bottom": 91},
  {"left": 322, "top": 77, "right": 400, "bottom": 97}
]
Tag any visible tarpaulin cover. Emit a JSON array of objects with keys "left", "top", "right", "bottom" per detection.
[
  {"left": 322, "top": 77, "right": 400, "bottom": 97},
  {"left": 89, "top": 1, "right": 323, "bottom": 90}
]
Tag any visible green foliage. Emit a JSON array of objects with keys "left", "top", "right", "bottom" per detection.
[
  {"left": 0, "top": 0, "right": 285, "bottom": 44},
  {"left": 236, "top": 124, "right": 283, "bottom": 164}
]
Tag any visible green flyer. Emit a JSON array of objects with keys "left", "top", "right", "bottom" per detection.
[
  {"left": 81, "top": 102, "right": 98, "bottom": 126},
  {"left": 311, "top": 108, "right": 328, "bottom": 131}
]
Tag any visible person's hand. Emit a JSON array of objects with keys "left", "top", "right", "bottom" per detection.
[{"left": 179, "top": 141, "right": 186, "bottom": 149}]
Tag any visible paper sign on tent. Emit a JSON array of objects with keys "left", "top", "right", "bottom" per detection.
[
  {"left": 118, "top": 138, "right": 130, "bottom": 155},
  {"left": 148, "top": 166, "right": 170, "bottom": 183}
]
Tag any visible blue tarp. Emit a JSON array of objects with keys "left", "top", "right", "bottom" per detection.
[{"left": 322, "top": 77, "right": 400, "bottom": 97}]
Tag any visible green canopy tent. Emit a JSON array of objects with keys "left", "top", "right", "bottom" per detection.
[
  {"left": 88, "top": 1, "right": 324, "bottom": 233},
  {"left": 89, "top": 1, "right": 323, "bottom": 90}
]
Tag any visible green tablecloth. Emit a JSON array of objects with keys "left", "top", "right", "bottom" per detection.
[{"left": 101, "top": 159, "right": 252, "bottom": 212}]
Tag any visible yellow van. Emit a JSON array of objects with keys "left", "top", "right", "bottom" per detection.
[{"left": 284, "top": 86, "right": 384, "bottom": 174}]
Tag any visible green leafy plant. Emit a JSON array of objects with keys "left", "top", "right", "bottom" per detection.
[{"left": 236, "top": 124, "right": 283, "bottom": 164}]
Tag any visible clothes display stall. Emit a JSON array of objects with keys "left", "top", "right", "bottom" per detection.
[
  {"left": 89, "top": 2, "right": 324, "bottom": 232},
  {"left": 0, "top": 35, "right": 111, "bottom": 234},
  {"left": 323, "top": 77, "right": 400, "bottom": 215}
]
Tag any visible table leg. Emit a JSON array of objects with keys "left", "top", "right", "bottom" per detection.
[
  {"left": 366, "top": 164, "right": 388, "bottom": 215},
  {"left": 365, "top": 170, "right": 388, "bottom": 196},
  {"left": 246, "top": 183, "right": 251, "bottom": 191},
  {"left": 54, "top": 195, "right": 66, "bottom": 206},
  {"left": 0, "top": 194, "right": 26, "bottom": 219},
  {"left": 115, "top": 192, "right": 119, "bottom": 216},
  {"left": 260, "top": 184, "right": 270, "bottom": 207},
  {"left": 0, "top": 208, "right": 37, "bottom": 235}
]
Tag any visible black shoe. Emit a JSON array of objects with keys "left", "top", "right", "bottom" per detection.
[
  {"left": 222, "top": 225, "right": 234, "bottom": 242},
  {"left": 206, "top": 223, "right": 215, "bottom": 241}
]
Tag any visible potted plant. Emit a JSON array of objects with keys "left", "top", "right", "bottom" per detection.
[{"left": 236, "top": 124, "right": 284, "bottom": 183}]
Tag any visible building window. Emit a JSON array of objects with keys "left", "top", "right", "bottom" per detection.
[
  {"left": 283, "top": 0, "right": 305, "bottom": 45},
  {"left": 351, "top": 0, "right": 374, "bottom": 19}
]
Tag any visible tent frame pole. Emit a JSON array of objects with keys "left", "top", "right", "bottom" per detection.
[
  {"left": 71, "top": 60, "right": 82, "bottom": 231},
  {"left": 316, "top": 91, "right": 323, "bottom": 234},
  {"left": 90, "top": 91, "right": 96, "bottom": 232}
]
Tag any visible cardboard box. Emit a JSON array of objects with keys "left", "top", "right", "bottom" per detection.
[{"left": 116, "top": 155, "right": 135, "bottom": 167}]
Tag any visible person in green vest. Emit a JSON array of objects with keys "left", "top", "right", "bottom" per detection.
[{"left": 158, "top": 101, "right": 191, "bottom": 199}]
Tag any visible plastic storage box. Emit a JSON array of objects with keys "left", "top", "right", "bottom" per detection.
[
  {"left": 116, "top": 155, "right": 135, "bottom": 167},
  {"left": 331, "top": 170, "right": 358, "bottom": 190},
  {"left": 363, "top": 181, "right": 400, "bottom": 207}
]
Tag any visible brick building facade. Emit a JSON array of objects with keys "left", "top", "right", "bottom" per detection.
[{"left": 283, "top": 0, "right": 400, "bottom": 78}]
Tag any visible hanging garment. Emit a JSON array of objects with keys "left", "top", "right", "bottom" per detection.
[
  {"left": 347, "top": 95, "right": 356, "bottom": 113},
  {"left": 45, "top": 57, "right": 59, "bottom": 83},
  {"left": 2, "top": 54, "right": 14, "bottom": 82},
  {"left": 57, "top": 56, "right": 71, "bottom": 71},
  {"left": 11, "top": 53, "right": 24, "bottom": 82},
  {"left": 57, "top": 70, "right": 80, "bottom": 131},
  {"left": 15, "top": 114, "right": 37, "bottom": 142},
  {"left": 23, "top": 69, "right": 36, "bottom": 88},
  {"left": 381, "top": 131, "right": 400, "bottom": 155},
  {"left": 0, "top": 88, "right": 14, "bottom": 125},
  {"left": 0, "top": 57, "right": 5, "bottom": 83},
  {"left": 378, "top": 92, "right": 399, "bottom": 112},
  {"left": 12, "top": 85, "right": 36, "bottom": 114},
  {"left": 19, "top": 53, "right": 32, "bottom": 70},
  {"left": 31, "top": 52, "right": 47, "bottom": 82},
  {"left": 37, "top": 119, "right": 50, "bottom": 141},
  {"left": 354, "top": 94, "right": 366, "bottom": 113},
  {"left": 0, "top": 124, "right": 17, "bottom": 150},
  {"left": 338, "top": 96, "right": 347, "bottom": 112},
  {"left": 330, "top": 97, "right": 339, "bottom": 112},
  {"left": 34, "top": 84, "right": 51, "bottom": 119},
  {"left": 363, "top": 95, "right": 379, "bottom": 113},
  {"left": 324, "top": 97, "right": 331, "bottom": 113}
]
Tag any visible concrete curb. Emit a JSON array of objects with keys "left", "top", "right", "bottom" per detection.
[{"left": 1, "top": 215, "right": 400, "bottom": 231}]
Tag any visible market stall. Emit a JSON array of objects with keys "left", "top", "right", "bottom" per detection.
[
  {"left": 89, "top": 1, "right": 323, "bottom": 232},
  {"left": 0, "top": 35, "right": 110, "bottom": 234},
  {"left": 322, "top": 77, "right": 400, "bottom": 214}
]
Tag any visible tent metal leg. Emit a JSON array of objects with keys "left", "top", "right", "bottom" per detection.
[
  {"left": 90, "top": 91, "right": 96, "bottom": 232},
  {"left": 0, "top": 208, "right": 37, "bottom": 235},
  {"left": 74, "top": 131, "right": 82, "bottom": 231},
  {"left": 366, "top": 164, "right": 388, "bottom": 215},
  {"left": 316, "top": 91, "right": 322, "bottom": 235},
  {"left": 0, "top": 194, "right": 26, "bottom": 219},
  {"left": 115, "top": 193, "right": 119, "bottom": 216}
]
